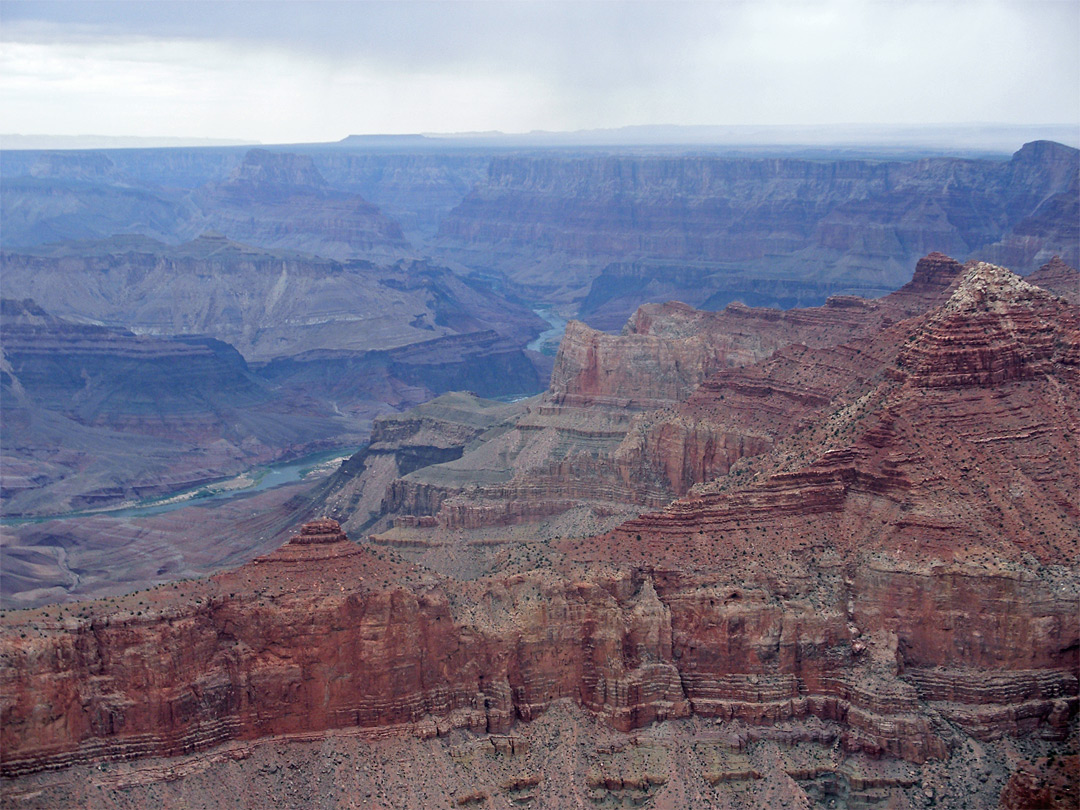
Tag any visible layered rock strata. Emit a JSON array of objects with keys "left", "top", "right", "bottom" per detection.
[
  {"left": 1, "top": 235, "right": 545, "bottom": 362},
  {"left": 0, "top": 299, "right": 351, "bottom": 518},
  {"left": 437, "top": 141, "right": 1079, "bottom": 308},
  {"left": 312, "top": 393, "right": 529, "bottom": 533},
  {"left": 195, "top": 149, "right": 412, "bottom": 261},
  {"left": 365, "top": 254, "right": 969, "bottom": 535},
  {"left": 2, "top": 262, "right": 1078, "bottom": 808}
]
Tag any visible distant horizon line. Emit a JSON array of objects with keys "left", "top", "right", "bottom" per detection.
[{"left": 3, "top": 122, "right": 1077, "bottom": 152}]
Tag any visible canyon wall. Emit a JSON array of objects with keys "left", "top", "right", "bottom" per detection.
[
  {"left": 0, "top": 299, "right": 353, "bottom": 518},
  {"left": 360, "top": 254, "right": 968, "bottom": 535},
  {"left": 436, "top": 141, "right": 1079, "bottom": 315},
  {"left": 2, "top": 259, "right": 1078, "bottom": 808},
  {"left": 1, "top": 523, "right": 1074, "bottom": 783},
  {"left": 0, "top": 235, "right": 545, "bottom": 362}
]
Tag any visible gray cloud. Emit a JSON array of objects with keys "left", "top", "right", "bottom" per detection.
[{"left": 2, "top": 0, "right": 1077, "bottom": 141}]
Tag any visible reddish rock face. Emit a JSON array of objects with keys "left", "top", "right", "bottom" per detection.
[
  {"left": 288, "top": 519, "right": 348, "bottom": 544},
  {"left": 366, "top": 253, "right": 967, "bottom": 534},
  {"left": 1, "top": 257, "right": 1077, "bottom": 807},
  {"left": 1026, "top": 255, "right": 1080, "bottom": 305},
  {"left": 897, "top": 262, "right": 1078, "bottom": 388}
]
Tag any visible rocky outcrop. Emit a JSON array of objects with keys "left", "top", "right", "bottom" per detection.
[
  {"left": 310, "top": 393, "right": 529, "bottom": 533},
  {"left": 286, "top": 518, "right": 348, "bottom": 544},
  {"left": 896, "top": 262, "right": 1080, "bottom": 388}
]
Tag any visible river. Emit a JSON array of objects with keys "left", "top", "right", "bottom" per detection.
[
  {"left": 1, "top": 447, "right": 356, "bottom": 526},
  {"left": 527, "top": 307, "right": 568, "bottom": 355},
  {"left": 4, "top": 311, "right": 568, "bottom": 526}
]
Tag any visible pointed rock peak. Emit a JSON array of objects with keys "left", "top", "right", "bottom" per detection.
[
  {"left": 942, "top": 262, "right": 1047, "bottom": 315},
  {"left": 227, "top": 148, "right": 328, "bottom": 190},
  {"left": 908, "top": 252, "right": 964, "bottom": 289},
  {"left": 896, "top": 260, "right": 1078, "bottom": 388},
  {"left": 1040, "top": 255, "right": 1075, "bottom": 274},
  {"left": 288, "top": 518, "right": 348, "bottom": 545},
  {"left": 1027, "top": 256, "right": 1080, "bottom": 304}
]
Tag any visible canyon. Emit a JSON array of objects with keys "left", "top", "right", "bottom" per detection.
[
  {"left": 0, "top": 298, "right": 354, "bottom": 518},
  {"left": 0, "top": 235, "right": 547, "bottom": 519},
  {"left": 348, "top": 253, "right": 975, "bottom": 541},
  {"left": 0, "top": 232, "right": 544, "bottom": 363},
  {"left": 3, "top": 140, "right": 1076, "bottom": 329},
  {"left": 2, "top": 135, "right": 1078, "bottom": 808},
  {"left": 1, "top": 255, "right": 1076, "bottom": 809}
]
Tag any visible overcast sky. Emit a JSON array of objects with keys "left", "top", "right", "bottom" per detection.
[{"left": 2, "top": 0, "right": 1078, "bottom": 143}]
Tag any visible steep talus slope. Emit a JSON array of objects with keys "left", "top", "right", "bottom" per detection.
[{"left": 436, "top": 141, "right": 1079, "bottom": 315}]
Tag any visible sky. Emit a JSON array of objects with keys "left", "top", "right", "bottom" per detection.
[{"left": 1, "top": 0, "right": 1078, "bottom": 144}]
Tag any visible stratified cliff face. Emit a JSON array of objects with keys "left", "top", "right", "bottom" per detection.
[
  {"left": 195, "top": 150, "right": 412, "bottom": 261},
  {"left": 369, "top": 254, "right": 966, "bottom": 535},
  {"left": 308, "top": 152, "right": 489, "bottom": 242},
  {"left": 1, "top": 234, "right": 545, "bottom": 362},
  {"left": 2, "top": 261, "right": 1078, "bottom": 809},
  {"left": 1, "top": 148, "right": 415, "bottom": 262},
  {"left": 609, "top": 253, "right": 987, "bottom": 497},
  {"left": 436, "top": 141, "right": 1079, "bottom": 313},
  {"left": 311, "top": 393, "right": 529, "bottom": 533},
  {"left": 0, "top": 299, "right": 353, "bottom": 518}
]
